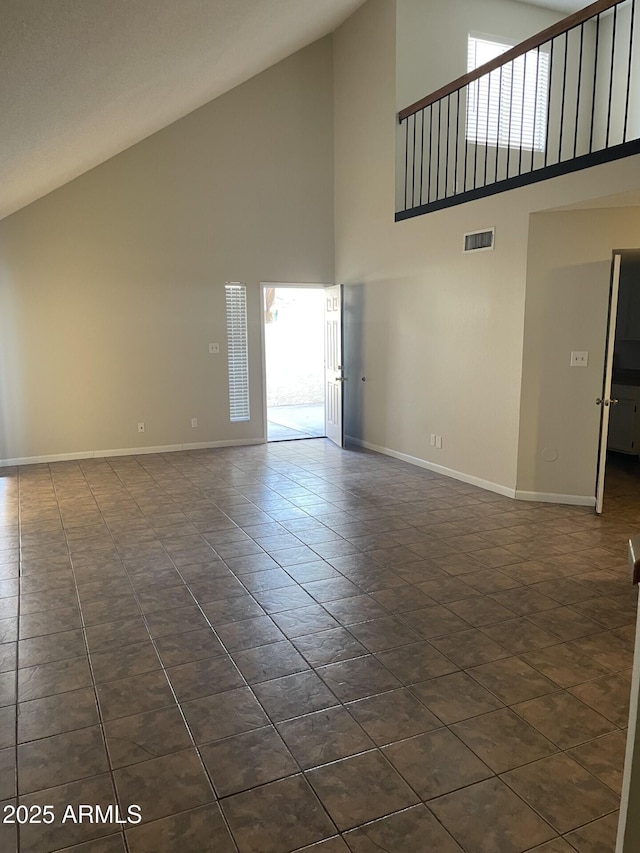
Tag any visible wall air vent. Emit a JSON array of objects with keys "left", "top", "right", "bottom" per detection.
[{"left": 463, "top": 228, "right": 495, "bottom": 253}]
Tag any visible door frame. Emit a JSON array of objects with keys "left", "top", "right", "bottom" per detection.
[
  {"left": 595, "top": 252, "right": 622, "bottom": 513},
  {"left": 259, "top": 281, "right": 333, "bottom": 443},
  {"left": 594, "top": 249, "right": 640, "bottom": 512}
]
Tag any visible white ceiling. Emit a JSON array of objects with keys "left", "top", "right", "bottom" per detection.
[
  {"left": 0, "top": 0, "right": 596, "bottom": 223},
  {"left": 0, "top": 0, "right": 365, "bottom": 222}
]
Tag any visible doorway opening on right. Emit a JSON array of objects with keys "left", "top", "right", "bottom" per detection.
[{"left": 604, "top": 250, "right": 640, "bottom": 513}]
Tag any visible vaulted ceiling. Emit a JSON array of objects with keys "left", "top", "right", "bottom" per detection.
[{"left": 0, "top": 0, "right": 593, "bottom": 222}]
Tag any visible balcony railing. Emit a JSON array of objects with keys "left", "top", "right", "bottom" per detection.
[{"left": 396, "top": 0, "right": 640, "bottom": 220}]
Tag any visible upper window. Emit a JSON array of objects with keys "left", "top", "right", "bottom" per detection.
[{"left": 466, "top": 35, "right": 549, "bottom": 151}]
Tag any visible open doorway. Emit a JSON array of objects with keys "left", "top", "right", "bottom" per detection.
[
  {"left": 598, "top": 250, "right": 640, "bottom": 511},
  {"left": 262, "top": 285, "right": 326, "bottom": 441}
]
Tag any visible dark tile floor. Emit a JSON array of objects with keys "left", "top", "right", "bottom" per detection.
[{"left": 0, "top": 440, "right": 637, "bottom": 852}]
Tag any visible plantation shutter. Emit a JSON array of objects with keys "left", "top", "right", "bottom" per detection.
[
  {"left": 466, "top": 35, "right": 549, "bottom": 151},
  {"left": 225, "top": 283, "right": 250, "bottom": 422}
]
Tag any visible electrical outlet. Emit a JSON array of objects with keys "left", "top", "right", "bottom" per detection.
[
  {"left": 191, "top": 418, "right": 198, "bottom": 428},
  {"left": 209, "top": 343, "right": 220, "bottom": 354},
  {"left": 137, "top": 422, "right": 145, "bottom": 433},
  {"left": 430, "top": 434, "right": 436, "bottom": 446},
  {"left": 570, "top": 351, "right": 588, "bottom": 367},
  {"left": 435, "top": 435, "right": 442, "bottom": 449}
]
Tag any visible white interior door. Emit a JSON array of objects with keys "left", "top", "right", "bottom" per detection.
[
  {"left": 595, "top": 253, "right": 622, "bottom": 514},
  {"left": 324, "top": 284, "right": 344, "bottom": 447}
]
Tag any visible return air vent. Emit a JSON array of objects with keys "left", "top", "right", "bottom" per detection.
[{"left": 463, "top": 228, "right": 495, "bottom": 253}]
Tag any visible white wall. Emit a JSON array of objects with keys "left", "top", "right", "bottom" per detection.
[
  {"left": 0, "top": 38, "right": 334, "bottom": 464},
  {"left": 334, "top": 0, "right": 640, "bottom": 496}
]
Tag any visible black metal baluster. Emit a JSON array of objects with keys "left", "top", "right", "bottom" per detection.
[
  {"left": 559, "top": 31, "right": 569, "bottom": 161},
  {"left": 519, "top": 51, "right": 527, "bottom": 174},
  {"left": 419, "top": 109, "right": 425, "bottom": 206},
  {"left": 531, "top": 45, "right": 541, "bottom": 171},
  {"left": 445, "top": 95, "right": 451, "bottom": 197},
  {"left": 474, "top": 78, "right": 480, "bottom": 189},
  {"left": 545, "top": 39, "right": 554, "bottom": 167},
  {"left": 507, "top": 59, "right": 515, "bottom": 177},
  {"left": 484, "top": 71, "right": 491, "bottom": 186},
  {"left": 454, "top": 89, "right": 461, "bottom": 196},
  {"left": 412, "top": 113, "right": 417, "bottom": 207},
  {"left": 495, "top": 66, "right": 503, "bottom": 179},
  {"left": 463, "top": 85, "right": 470, "bottom": 192},
  {"left": 436, "top": 100, "right": 442, "bottom": 201},
  {"left": 624, "top": 0, "right": 636, "bottom": 142},
  {"left": 427, "top": 106, "right": 433, "bottom": 203},
  {"left": 574, "top": 23, "right": 585, "bottom": 158},
  {"left": 606, "top": 4, "right": 618, "bottom": 147},
  {"left": 590, "top": 13, "right": 601, "bottom": 153},
  {"left": 403, "top": 118, "right": 409, "bottom": 212}
]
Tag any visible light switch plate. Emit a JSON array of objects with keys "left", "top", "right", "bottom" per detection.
[
  {"left": 209, "top": 343, "right": 220, "bottom": 354},
  {"left": 570, "top": 351, "right": 588, "bottom": 367}
]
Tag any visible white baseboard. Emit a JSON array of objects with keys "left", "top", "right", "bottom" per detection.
[
  {"left": 515, "top": 490, "right": 595, "bottom": 507},
  {"left": 345, "top": 436, "right": 517, "bottom": 499},
  {"left": 0, "top": 438, "right": 265, "bottom": 468}
]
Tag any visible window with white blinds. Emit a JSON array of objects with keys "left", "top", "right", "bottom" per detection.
[
  {"left": 225, "top": 283, "right": 250, "bottom": 422},
  {"left": 466, "top": 35, "right": 549, "bottom": 151}
]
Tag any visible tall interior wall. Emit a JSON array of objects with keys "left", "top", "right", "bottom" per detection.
[
  {"left": 335, "top": 0, "right": 640, "bottom": 497},
  {"left": 0, "top": 38, "right": 334, "bottom": 464}
]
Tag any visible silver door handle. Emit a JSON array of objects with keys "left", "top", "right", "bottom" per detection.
[
  {"left": 596, "top": 398, "right": 603, "bottom": 405},
  {"left": 610, "top": 398, "right": 619, "bottom": 405},
  {"left": 336, "top": 377, "right": 347, "bottom": 382}
]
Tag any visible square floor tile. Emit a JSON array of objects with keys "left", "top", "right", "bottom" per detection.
[
  {"left": 562, "top": 812, "right": 619, "bottom": 853},
  {"left": 501, "top": 753, "right": 620, "bottom": 834},
  {"left": 126, "top": 803, "right": 235, "bottom": 853},
  {"left": 451, "top": 708, "right": 558, "bottom": 773},
  {"left": 200, "top": 726, "right": 298, "bottom": 796},
  {"left": 382, "top": 728, "right": 492, "bottom": 799},
  {"left": 346, "top": 688, "right": 441, "bottom": 745},
  {"left": 17, "top": 655, "right": 92, "bottom": 702},
  {"left": 253, "top": 670, "right": 337, "bottom": 722},
  {"left": 430, "top": 629, "right": 510, "bottom": 668},
  {"left": 19, "top": 774, "right": 118, "bottom": 851},
  {"left": 18, "top": 726, "right": 108, "bottom": 793},
  {"left": 166, "top": 655, "right": 244, "bottom": 702},
  {"left": 96, "top": 671, "right": 175, "bottom": 722},
  {"left": 410, "top": 671, "right": 503, "bottom": 723},
  {"left": 568, "top": 671, "right": 631, "bottom": 726},
  {"left": 468, "top": 656, "right": 557, "bottom": 705},
  {"left": 512, "top": 692, "right": 617, "bottom": 749},
  {"left": 292, "top": 627, "right": 367, "bottom": 666},
  {"left": 522, "top": 643, "right": 612, "bottom": 688},
  {"left": 316, "top": 656, "right": 401, "bottom": 702},
  {"left": 154, "top": 629, "right": 225, "bottom": 668},
  {"left": 567, "top": 730, "right": 627, "bottom": 794},
  {"left": 231, "top": 639, "right": 309, "bottom": 684},
  {"left": 104, "top": 706, "right": 192, "bottom": 768},
  {"left": 113, "top": 749, "right": 214, "bottom": 825},
  {"left": 429, "top": 777, "right": 556, "bottom": 853},
  {"left": 306, "top": 750, "right": 419, "bottom": 831},
  {"left": 277, "top": 705, "right": 374, "bottom": 770},
  {"left": 182, "top": 687, "right": 269, "bottom": 743},
  {"left": 221, "top": 774, "right": 336, "bottom": 853},
  {"left": 343, "top": 804, "right": 463, "bottom": 852},
  {"left": 18, "top": 687, "right": 99, "bottom": 742},
  {"left": 375, "top": 642, "right": 458, "bottom": 685}
]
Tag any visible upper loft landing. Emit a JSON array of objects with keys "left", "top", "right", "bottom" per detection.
[{"left": 396, "top": 0, "right": 640, "bottom": 219}]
